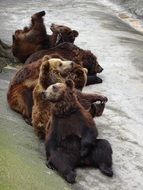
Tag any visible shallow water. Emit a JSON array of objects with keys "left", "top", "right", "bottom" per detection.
[{"left": 0, "top": 0, "right": 143, "bottom": 189}]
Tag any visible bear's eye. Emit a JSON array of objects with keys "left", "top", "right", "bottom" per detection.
[{"left": 59, "top": 63, "right": 62, "bottom": 67}]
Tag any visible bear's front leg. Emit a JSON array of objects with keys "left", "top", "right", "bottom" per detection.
[
  {"left": 89, "top": 101, "right": 105, "bottom": 118},
  {"left": 86, "top": 75, "right": 102, "bottom": 85},
  {"left": 45, "top": 131, "right": 57, "bottom": 159},
  {"left": 80, "top": 91, "right": 108, "bottom": 103}
]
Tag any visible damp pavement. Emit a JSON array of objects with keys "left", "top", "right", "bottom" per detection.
[{"left": 0, "top": 0, "right": 143, "bottom": 190}]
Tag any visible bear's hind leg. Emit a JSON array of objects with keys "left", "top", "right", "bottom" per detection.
[
  {"left": 90, "top": 139, "right": 113, "bottom": 177},
  {"left": 48, "top": 150, "right": 77, "bottom": 183}
]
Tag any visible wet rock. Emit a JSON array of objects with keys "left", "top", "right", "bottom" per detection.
[{"left": 0, "top": 39, "right": 19, "bottom": 72}]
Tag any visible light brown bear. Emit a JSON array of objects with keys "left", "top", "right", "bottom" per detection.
[{"left": 12, "top": 11, "right": 78, "bottom": 62}]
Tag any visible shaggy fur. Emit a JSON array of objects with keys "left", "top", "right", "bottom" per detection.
[
  {"left": 7, "top": 56, "right": 81, "bottom": 123},
  {"left": 44, "top": 80, "right": 113, "bottom": 183},
  {"left": 32, "top": 56, "right": 107, "bottom": 139},
  {"left": 7, "top": 55, "right": 107, "bottom": 125}
]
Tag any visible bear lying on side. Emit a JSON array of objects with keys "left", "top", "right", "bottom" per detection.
[
  {"left": 43, "top": 80, "right": 113, "bottom": 183},
  {"left": 32, "top": 56, "right": 107, "bottom": 139},
  {"left": 7, "top": 55, "right": 107, "bottom": 125},
  {"left": 12, "top": 11, "right": 79, "bottom": 62},
  {"left": 25, "top": 42, "right": 103, "bottom": 84},
  {"left": 7, "top": 56, "right": 84, "bottom": 124}
]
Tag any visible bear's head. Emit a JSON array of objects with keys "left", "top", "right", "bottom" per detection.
[
  {"left": 42, "top": 80, "right": 75, "bottom": 103},
  {"left": 40, "top": 55, "right": 87, "bottom": 90},
  {"left": 41, "top": 55, "right": 74, "bottom": 75},
  {"left": 80, "top": 50, "right": 103, "bottom": 75},
  {"left": 50, "top": 23, "right": 78, "bottom": 45}
]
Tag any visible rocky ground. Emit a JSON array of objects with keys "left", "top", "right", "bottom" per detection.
[{"left": 0, "top": 0, "right": 143, "bottom": 190}]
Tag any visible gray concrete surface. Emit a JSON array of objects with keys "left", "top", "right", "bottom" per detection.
[
  {"left": 110, "top": 0, "right": 143, "bottom": 17},
  {"left": 0, "top": 0, "right": 143, "bottom": 190}
]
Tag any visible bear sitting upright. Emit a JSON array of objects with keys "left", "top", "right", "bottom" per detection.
[
  {"left": 44, "top": 80, "right": 113, "bottom": 183},
  {"left": 32, "top": 56, "right": 78, "bottom": 138}
]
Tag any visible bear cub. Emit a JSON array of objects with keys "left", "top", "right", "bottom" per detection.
[{"left": 43, "top": 80, "right": 113, "bottom": 183}]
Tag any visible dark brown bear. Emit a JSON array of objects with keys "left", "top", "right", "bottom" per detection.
[
  {"left": 7, "top": 55, "right": 107, "bottom": 124},
  {"left": 49, "top": 23, "right": 79, "bottom": 47},
  {"left": 44, "top": 80, "right": 113, "bottom": 183},
  {"left": 25, "top": 42, "right": 103, "bottom": 84},
  {"left": 12, "top": 11, "right": 79, "bottom": 62}
]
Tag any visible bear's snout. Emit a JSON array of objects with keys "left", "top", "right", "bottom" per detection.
[{"left": 97, "top": 65, "right": 103, "bottom": 73}]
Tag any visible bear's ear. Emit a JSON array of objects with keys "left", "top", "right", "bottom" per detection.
[
  {"left": 72, "top": 30, "right": 79, "bottom": 37},
  {"left": 42, "top": 55, "right": 50, "bottom": 62},
  {"left": 65, "top": 79, "right": 74, "bottom": 89},
  {"left": 41, "top": 58, "right": 50, "bottom": 73}
]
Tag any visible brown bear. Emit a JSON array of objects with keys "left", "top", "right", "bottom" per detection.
[
  {"left": 25, "top": 42, "right": 103, "bottom": 84},
  {"left": 44, "top": 80, "right": 113, "bottom": 183},
  {"left": 32, "top": 56, "right": 107, "bottom": 139},
  {"left": 7, "top": 56, "right": 82, "bottom": 123},
  {"left": 49, "top": 23, "right": 79, "bottom": 47},
  {"left": 7, "top": 55, "right": 107, "bottom": 125},
  {"left": 12, "top": 11, "right": 79, "bottom": 62},
  {"left": 32, "top": 56, "right": 84, "bottom": 138}
]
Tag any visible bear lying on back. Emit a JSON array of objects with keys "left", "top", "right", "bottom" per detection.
[
  {"left": 44, "top": 80, "right": 113, "bottom": 183},
  {"left": 12, "top": 11, "right": 79, "bottom": 62}
]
